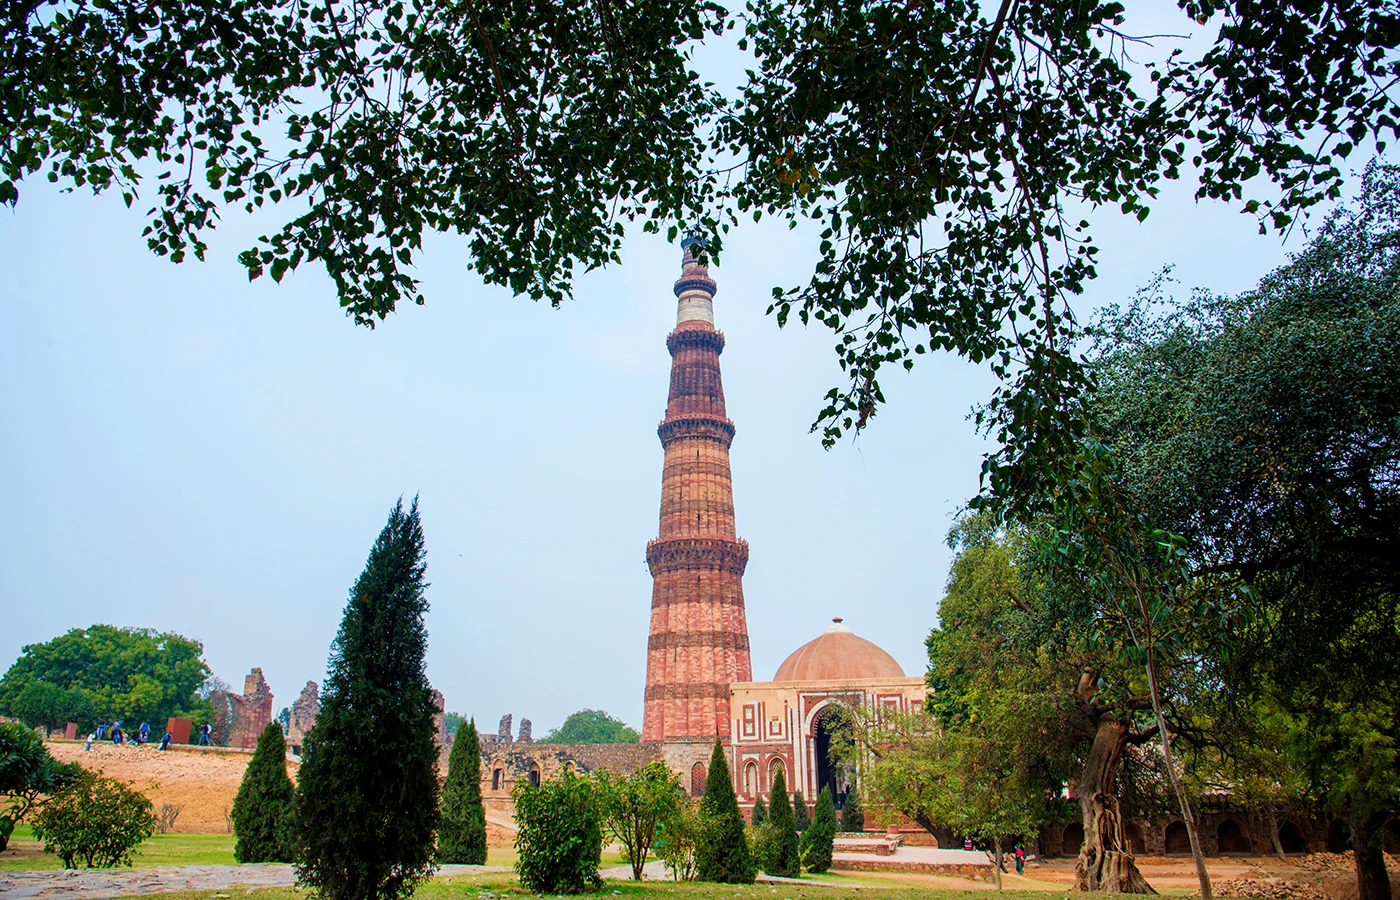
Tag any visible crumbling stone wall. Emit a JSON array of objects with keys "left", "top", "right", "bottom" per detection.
[
  {"left": 474, "top": 732, "right": 662, "bottom": 826},
  {"left": 287, "top": 681, "right": 320, "bottom": 754},
  {"left": 208, "top": 668, "right": 275, "bottom": 750}
]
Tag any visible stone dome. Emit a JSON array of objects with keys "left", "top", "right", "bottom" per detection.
[{"left": 772, "top": 618, "right": 906, "bottom": 682}]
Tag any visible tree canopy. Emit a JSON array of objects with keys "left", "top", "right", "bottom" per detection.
[
  {"left": 0, "top": 625, "right": 212, "bottom": 728},
  {"left": 543, "top": 709, "right": 640, "bottom": 744},
  {"left": 7, "top": 0, "right": 1396, "bottom": 480}
]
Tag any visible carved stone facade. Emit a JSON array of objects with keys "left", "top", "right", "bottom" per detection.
[
  {"left": 642, "top": 239, "right": 753, "bottom": 742},
  {"left": 209, "top": 667, "right": 275, "bottom": 750}
]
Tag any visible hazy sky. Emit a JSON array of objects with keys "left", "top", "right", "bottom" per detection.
[{"left": 0, "top": 10, "right": 1367, "bottom": 735}]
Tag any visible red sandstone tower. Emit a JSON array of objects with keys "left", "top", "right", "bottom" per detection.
[{"left": 642, "top": 239, "right": 753, "bottom": 742}]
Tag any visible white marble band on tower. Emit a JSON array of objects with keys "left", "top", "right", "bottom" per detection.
[{"left": 675, "top": 237, "right": 717, "bottom": 326}]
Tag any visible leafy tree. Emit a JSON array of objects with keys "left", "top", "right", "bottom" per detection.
[
  {"left": 437, "top": 718, "right": 486, "bottom": 865},
  {"left": 597, "top": 759, "right": 685, "bottom": 880},
  {"left": 0, "top": 625, "right": 212, "bottom": 728},
  {"left": 32, "top": 772, "right": 155, "bottom": 868},
  {"left": 9, "top": 0, "right": 1397, "bottom": 490},
  {"left": 442, "top": 712, "right": 465, "bottom": 740},
  {"left": 11, "top": 681, "right": 94, "bottom": 736},
  {"left": 276, "top": 707, "right": 292, "bottom": 735},
  {"left": 749, "top": 794, "right": 766, "bottom": 827},
  {"left": 296, "top": 498, "right": 440, "bottom": 900},
  {"left": 542, "top": 709, "right": 640, "bottom": 744},
  {"left": 513, "top": 770, "right": 602, "bottom": 894},
  {"left": 1082, "top": 164, "right": 1400, "bottom": 900},
  {"left": 232, "top": 721, "right": 296, "bottom": 863},
  {"left": 761, "top": 767, "right": 799, "bottom": 877},
  {"left": 840, "top": 780, "right": 863, "bottom": 833},
  {"left": 791, "top": 791, "right": 809, "bottom": 832},
  {"left": 802, "top": 786, "right": 837, "bottom": 874},
  {"left": 0, "top": 722, "right": 83, "bottom": 851},
  {"left": 695, "top": 739, "right": 753, "bottom": 884}
]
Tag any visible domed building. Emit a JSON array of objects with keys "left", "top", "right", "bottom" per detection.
[{"left": 724, "top": 618, "right": 926, "bottom": 818}]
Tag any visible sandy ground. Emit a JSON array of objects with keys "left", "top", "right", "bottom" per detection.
[
  {"left": 47, "top": 742, "right": 277, "bottom": 835},
  {"left": 1029, "top": 852, "right": 1400, "bottom": 900}
]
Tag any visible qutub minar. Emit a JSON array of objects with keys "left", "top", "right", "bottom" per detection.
[
  {"left": 643, "top": 236, "right": 753, "bottom": 743},
  {"left": 473, "top": 240, "right": 926, "bottom": 819}
]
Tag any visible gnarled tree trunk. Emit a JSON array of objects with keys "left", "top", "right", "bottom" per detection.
[
  {"left": 1073, "top": 717, "right": 1155, "bottom": 894},
  {"left": 1349, "top": 811, "right": 1392, "bottom": 900}
]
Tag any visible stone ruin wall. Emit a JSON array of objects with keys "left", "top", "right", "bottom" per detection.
[
  {"left": 286, "top": 681, "right": 320, "bottom": 754},
  {"left": 208, "top": 667, "right": 274, "bottom": 750}
]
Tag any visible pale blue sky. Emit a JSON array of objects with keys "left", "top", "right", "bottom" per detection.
[{"left": 0, "top": 9, "right": 1364, "bottom": 733}]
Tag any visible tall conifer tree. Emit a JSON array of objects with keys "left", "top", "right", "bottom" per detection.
[
  {"left": 764, "top": 768, "right": 800, "bottom": 877},
  {"left": 296, "top": 498, "right": 440, "bottom": 900},
  {"left": 231, "top": 721, "right": 296, "bottom": 862},
  {"left": 437, "top": 719, "right": 487, "bottom": 864},
  {"left": 803, "top": 786, "right": 837, "bottom": 873},
  {"left": 696, "top": 739, "right": 753, "bottom": 883},
  {"left": 792, "top": 791, "right": 810, "bottom": 831},
  {"left": 840, "top": 779, "right": 864, "bottom": 833},
  {"left": 750, "top": 794, "right": 767, "bottom": 827}
]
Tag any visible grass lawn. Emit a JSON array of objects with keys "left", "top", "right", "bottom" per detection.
[{"left": 0, "top": 824, "right": 239, "bottom": 871}]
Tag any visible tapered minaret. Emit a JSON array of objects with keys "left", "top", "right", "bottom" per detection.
[{"left": 642, "top": 238, "right": 753, "bottom": 742}]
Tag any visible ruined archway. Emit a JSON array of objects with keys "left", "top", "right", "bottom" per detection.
[
  {"left": 1063, "top": 822, "right": 1085, "bottom": 855},
  {"left": 1278, "top": 820, "right": 1308, "bottom": 854},
  {"left": 1165, "top": 821, "right": 1191, "bottom": 854},
  {"left": 528, "top": 763, "right": 541, "bottom": 787},
  {"left": 1125, "top": 821, "right": 1146, "bottom": 855},
  {"left": 1217, "top": 819, "right": 1250, "bottom": 854},
  {"left": 1327, "top": 819, "right": 1350, "bottom": 853}
]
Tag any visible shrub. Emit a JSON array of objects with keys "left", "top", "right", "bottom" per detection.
[
  {"left": 437, "top": 718, "right": 487, "bottom": 864},
  {"left": 840, "top": 780, "right": 864, "bottom": 833},
  {"left": 232, "top": 721, "right": 296, "bottom": 862},
  {"left": 598, "top": 760, "right": 684, "bottom": 880},
  {"left": 32, "top": 772, "right": 154, "bottom": 868},
  {"left": 750, "top": 794, "right": 767, "bottom": 827},
  {"left": 802, "top": 786, "right": 837, "bottom": 873},
  {"left": 695, "top": 740, "right": 753, "bottom": 883},
  {"left": 762, "top": 768, "right": 799, "bottom": 877},
  {"left": 656, "top": 800, "right": 703, "bottom": 882},
  {"left": 296, "top": 499, "right": 441, "bottom": 900},
  {"left": 0, "top": 722, "right": 82, "bottom": 851},
  {"left": 513, "top": 770, "right": 602, "bottom": 893}
]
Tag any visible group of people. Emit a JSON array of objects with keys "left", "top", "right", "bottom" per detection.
[
  {"left": 961, "top": 837, "right": 1030, "bottom": 874},
  {"left": 83, "top": 720, "right": 214, "bottom": 751}
]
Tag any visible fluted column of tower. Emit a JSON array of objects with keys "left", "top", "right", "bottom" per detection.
[{"left": 642, "top": 238, "right": 753, "bottom": 742}]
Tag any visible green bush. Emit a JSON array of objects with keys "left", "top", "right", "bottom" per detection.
[
  {"left": 762, "top": 768, "right": 799, "bottom": 877},
  {"left": 597, "top": 759, "right": 684, "bottom": 880},
  {"left": 32, "top": 772, "right": 154, "bottom": 867},
  {"left": 695, "top": 740, "right": 753, "bottom": 883},
  {"left": 437, "top": 719, "right": 487, "bottom": 864},
  {"left": 840, "top": 780, "right": 864, "bottom": 833},
  {"left": 749, "top": 794, "right": 767, "bottom": 827},
  {"left": 656, "top": 801, "right": 703, "bottom": 881},
  {"left": 0, "top": 722, "right": 82, "bottom": 851},
  {"left": 513, "top": 770, "right": 602, "bottom": 893},
  {"left": 802, "top": 786, "right": 837, "bottom": 873},
  {"left": 231, "top": 721, "right": 296, "bottom": 862}
]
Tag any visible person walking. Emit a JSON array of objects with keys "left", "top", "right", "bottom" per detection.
[
  {"left": 111, "top": 721, "right": 123, "bottom": 744},
  {"left": 137, "top": 721, "right": 150, "bottom": 744},
  {"left": 1015, "top": 845, "right": 1026, "bottom": 875},
  {"left": 158, "top": 730, "right": 172, "bottom": 751},
  {"left": 95, "top": 721, "right": 108, "bottom": 740},
  {"left": 198, "top": 723, "right": 212, "bottom": 746},
  {"left": 84, "top": 731, "right": 95, "bottom": 751}
]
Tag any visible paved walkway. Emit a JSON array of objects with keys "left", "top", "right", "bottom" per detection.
[{"left": 0, "top": 864, "right": 509, "bottom": 900}]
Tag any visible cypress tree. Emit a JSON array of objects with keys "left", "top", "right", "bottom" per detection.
[
  {"left": 764, "top": 768, "right": 800, "bottom": 877},
  {"left": 296, "top": 498, "right": 440, "bottom": 900},
  {"left": 750, "top": 794, "right": 767, "bottom": 827},
  {"left": 437, "top": 718, "right": 487, "bottom": 864},
  {"left": 792, "top": 791, "right": 810, "bottom": 831},
  {"left": 696, "top": 739, "right": 753, "bottom": 883},
  {"left": 840, "top": 779, "right": 864, "bottom": 833},
  {"left": 231, "top": 721, "right": 296, "bottom": 862},
  {"left": 802, "top": 786, "right": 837, "bottom": 873}
]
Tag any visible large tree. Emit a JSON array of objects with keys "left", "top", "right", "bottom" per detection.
[
  {"left": 6, "top": 0, "right": 1396, "bottom": 478},
  {"left": 0, "top": 625, "right": 212, "bottom": 727},
  {"left": 0, "top": 722, "right": 83, "bottom": 851},
  {"left": 1082, "top": 164, "right": 1400, "bottom": 900},
  {"left": 437, "top": 718, "right": 487, "bottom": 865},
  {"left": 296, "top": 498, "right": 440, "bottom": 900},
  {"left": 542, "top": 710, "right": 640, "bottom": 744}
]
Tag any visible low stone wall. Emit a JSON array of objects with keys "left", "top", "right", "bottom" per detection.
[{"left": 830, "top": 858, "right": 995, "bottom": 881}]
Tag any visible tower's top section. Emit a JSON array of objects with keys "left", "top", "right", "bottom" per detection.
[{"left": 674, "top": 238, "right": 717, "bottom": 327}]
